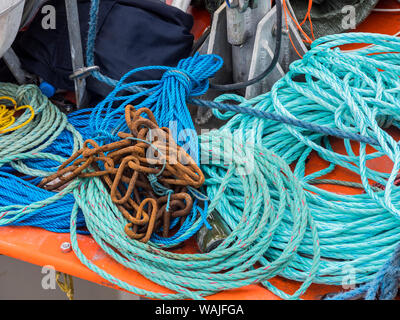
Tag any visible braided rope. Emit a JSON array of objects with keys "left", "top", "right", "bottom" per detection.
[
  {"left": 0, "top": 83, "right": 86, "bottom": 232},
  {"left": 205, "top": 33, "right": 400, "bottom": 290},
  {"left": 85, "top": 0, "right": 379, "bottom": 146},
  {"left": 326, "top": 242, "right": 400, "bottom": 300},
  {"left": 69, "top": 131, "right": 318, "bottom": 300}
]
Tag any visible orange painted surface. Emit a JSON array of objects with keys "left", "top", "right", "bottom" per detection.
[
  {"left": 0, "top": 0, "right": 400, "bottom": 300},
  {"left": 189, "top": 6, "right": 211, "bottom": 40},
  {"left": 166, "top": 0, "right": 211, "bottom": 40},
  {"left": 0, "top": 226, "right": 339, "bottom": 300}
]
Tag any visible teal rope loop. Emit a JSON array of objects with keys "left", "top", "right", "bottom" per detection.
[
  {"left": 70, "top": 133, "right": 318, "bottom": 299},
  {"left": 206, "top": 32, "right": 400, "bottom": 290},
  {"left": 147, "top": 174, "right": 173, "bottom": 212},
  {"left": 125, "top": 136, "right": 174, "bottom": 211}
]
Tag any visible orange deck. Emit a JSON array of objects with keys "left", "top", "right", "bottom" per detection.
[{"left": 0, "top": 0, "right": 399, "bottom": 300}]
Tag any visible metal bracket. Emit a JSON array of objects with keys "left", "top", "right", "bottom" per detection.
[
  {"left": 245, "top": 1, "right": 308, "bottom": 98},
  {"left": 195, "top": 2, "right": 232, "bottom": 125},
  {"left": 69, "top": 66, "right": 100, "bottom": 80}
]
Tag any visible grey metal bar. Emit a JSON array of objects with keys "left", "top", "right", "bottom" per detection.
[
  {"left": 65, "top": 0, "right": 87, "bottom": 108},
  {"left": 3, "top": 48, "right": 30, "bottom": 84}
]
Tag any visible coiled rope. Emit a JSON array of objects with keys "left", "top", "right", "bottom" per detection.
[
  {"left": 69, "top": 130, "right": 318, "bottom": 299},
  {"left": 203, "top": 32, "right": 400, "bottom": 292},
  {"left": 0, "top": 83, "right": 86, "bottom": 232},
  {"left": 0, "top": 96, "right": 34, "bottom": 134},
  {"left": 326, "top": 242, "right": 400, "bottom": 300}
]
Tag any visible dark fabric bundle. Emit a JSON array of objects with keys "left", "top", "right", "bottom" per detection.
[{"left": 14, "top": 0, "right": 194, "bottom": 102}]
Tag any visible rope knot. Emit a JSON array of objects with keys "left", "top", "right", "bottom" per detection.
[
  {"left": 161, "top": 69, "right": 195, "bottom": 96},
  {"left": 160, "top": 53, "right": 224, "bottom": 98},
  {"left": 148, "top": 174, "right": 174, "bottom": 212}
]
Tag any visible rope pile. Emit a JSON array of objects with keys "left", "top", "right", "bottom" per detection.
[
  {"left": 1, "top": 29, "right": 400, "bottom": 300},
  {"left": 41, "top": 105, "right": 205, "bottom": 243},
  {"left": 0, "top": 83, "right": 86, "bottom": 232},
  {"left": 87, "top": 52, "right": 223, "bottom": 164},
  {"left": 203, "top": 32, "right": 400, "bottom": 294},
  {"left": 69, "top": 130, "right": 318, "bottom": 299}
]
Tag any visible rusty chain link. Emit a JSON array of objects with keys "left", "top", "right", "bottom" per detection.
[{"left": 40, "top": 105, "right": 205, "bottom": 242}]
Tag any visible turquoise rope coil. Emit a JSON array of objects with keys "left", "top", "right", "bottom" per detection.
[
  {"left": 207, "top": 32, "right": 400, "bottom": 288},
  {"left": 69, "top": 131, "right": 319, "bottom": 300}
]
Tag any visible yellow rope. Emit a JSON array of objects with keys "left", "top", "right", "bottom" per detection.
[
  {"left": 56, "top": 271, "right": 74, "bottom": 300},
  {"left": 0, "top": 96, "right": 35, "bottom": 134}
]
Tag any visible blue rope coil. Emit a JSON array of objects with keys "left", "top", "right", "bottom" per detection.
[
  {"left": 83, "top": 51, "right": 223, "bottom": 246},
  {"left": 89, "top": 53, "right": 223, "bottom": 162}
]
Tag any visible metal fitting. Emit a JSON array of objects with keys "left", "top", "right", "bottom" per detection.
[
  {"left": 69, "top": 65, "right": 100, "bottom": 80},
  {"left": 60, "top": 242, "right": 72, "bottom": 253}
]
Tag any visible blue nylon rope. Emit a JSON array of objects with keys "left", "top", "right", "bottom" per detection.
[
  {"left": 0, "top": 83, "right": 87, "bottom": 234},
  {"left": 88, "top": 53, "right": 223, "bottom": 161},
  {"left": 78, "top": 29, "right": 400, "bottom": 298},
  {"left": 85, "top": 0, "right": 379, "bottom": 147}
]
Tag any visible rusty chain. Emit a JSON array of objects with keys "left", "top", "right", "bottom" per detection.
[{"left": 40, "top": 105, "right": 205, "bottom": 242}]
